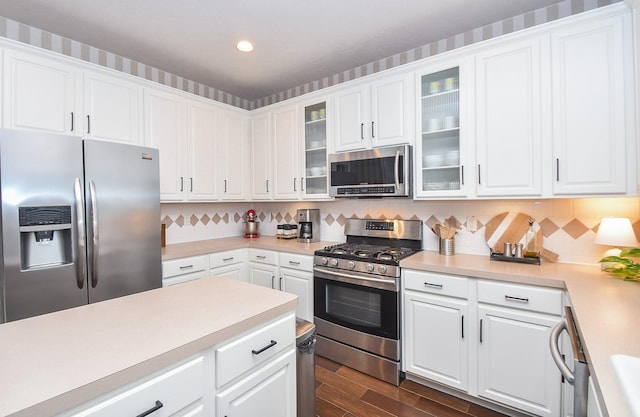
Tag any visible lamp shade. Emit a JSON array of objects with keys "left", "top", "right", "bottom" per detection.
[{"left": 594, "top": 218, "right": 638, "bottom": 247}]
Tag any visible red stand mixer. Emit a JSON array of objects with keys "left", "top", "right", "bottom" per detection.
[{"left": 244, "top": 209, "right": 259, "bottom": 238}]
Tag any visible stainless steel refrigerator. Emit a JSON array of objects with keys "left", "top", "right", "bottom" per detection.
[{"left": 0, "top": 129, "right": 162, "bottom": 322}]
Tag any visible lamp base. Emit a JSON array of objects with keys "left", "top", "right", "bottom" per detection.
[{"left": 600, "top": 247, "right": 622, "bottom": 270}]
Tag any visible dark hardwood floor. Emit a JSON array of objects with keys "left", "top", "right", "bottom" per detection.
[{"left": 315, "top": 355, "right": 509, "bottom": 417}]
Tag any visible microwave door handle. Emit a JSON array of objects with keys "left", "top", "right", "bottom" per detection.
[{"left": 394, "top": 149, "right": 400, "bottom": 189}]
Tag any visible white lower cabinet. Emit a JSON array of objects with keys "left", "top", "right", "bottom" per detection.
[
  {"left": 279, "top": 252, "right": 314, "bottom": 322},
  {"left": 249, "top": 248, "right": 279, "bottom": 289},
  {"left": 403, "top": 271, "right": 468, "bottom": 391},
  {"left": 162, "top": 255, "right": 209, "bottom": 287},
  {"left": 58, "top": 353, "right": 211, "bottom": 417},
  {"left": 477, "top": 280, "right": 563, "bottom": 417},
  {"left": 477, "top": 305, "right": 561, "bottom": 416},
  {"left": 249, "top": 249, "right": 313, "bottom": 321},
  {"left": 209, "top": 249, "right": 247, "bottom": 281},
  {"left": 215, "top": 313, "right": 296, "bottom": 417},
  {"left": 403, "top": 270, "right": 564, "bottom": 416},
  {"left": 216, "top": 350, "right": 296, "bottom": 417}
]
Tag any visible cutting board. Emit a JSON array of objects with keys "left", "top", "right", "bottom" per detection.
[{"left": 485, "top": 212, "right": 542, "bottom": 254}]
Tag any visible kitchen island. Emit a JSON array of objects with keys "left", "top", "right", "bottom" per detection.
[{"left": 0, "top": 276, "right": 297, "bottom": 417}]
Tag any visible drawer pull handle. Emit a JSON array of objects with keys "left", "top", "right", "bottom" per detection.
[
  {"left": 424, "top": 282, "right": 443, "bottom": 289},
  {"left": 289, "top": 261, "right": 300, "bottom": 265},
  {"left": 179, "top": 265, "right": 194, "bottom": 270},
  {"left": 136, "top": 400, "right": 163, "bottom": 417},
  {"left": 222, "top": 257, "right": 234, "bottom": 261},
  {"left": 256, "top": 255, "right": 266, "bottom": 259},
  {"left": 505, "top": 295, "right": 529, "bottom": 303},
  {"left": 252, "top": 340, "right": 277, "bottom": 355}
]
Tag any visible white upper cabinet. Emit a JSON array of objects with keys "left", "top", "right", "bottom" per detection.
[
  {"left": 370, "top": 74, "right": 414, "bottom": 148},
  {"left": 144, "top": 88, "right": 187, "bottom": 201},
  {"left": 3, "top": 48, "right": 143, "bottom": 145},
  {"left": 3, "top": 49, "right": 78, "bottom": 135},
  {"left": 474, "top": 37, "right": 546, "bottom": 197},
  {"left": 251, "top": 112, "right": 272, "bottom": 200},
  {"left": 218, "top": 110, "right": 249, "bottom": 200},
  {"left": 82, "top": 70, "right": 143, "bottom": 145},
  {"left": 301, "top": 99, "right": 330, "bottom": 198},
  {"left": 272, "top": 104, "right": 300, "bottom": 199},
  {"left": 334, "top": 72, "right": 413, "bottom": 151},
  {"left": 186, "top": 101, "right": 218, "bottom": 201},
  {"left": 415, "top": 58, "right": 470, "bottom": 198},
  {"left": 550, "top": 11, "right": 632, "bottom": 195}
]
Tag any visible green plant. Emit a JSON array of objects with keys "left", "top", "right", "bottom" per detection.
[{"left": 600, "top": 248, "right": 640, "bottom": 282}]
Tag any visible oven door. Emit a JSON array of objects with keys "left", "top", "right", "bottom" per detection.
[{"left": 313, "top": 266, "right": 399, "bottom": 340}]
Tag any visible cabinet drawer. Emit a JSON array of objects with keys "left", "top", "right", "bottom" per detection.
[
  {"left": 279, "top": 252, "right": 313, "bottom": 271},
  {"left": 477, "top": 280, "right": 563, "bottom": 315},
  {"left": 404, "top": 270, "right": 468, "bottom": 299},
  {"left": 248, "top": 248, "right": 278, "bottom": 265},
  {"left": 216, "top": 314, "right": 295, "bottom": 387},
  {"left": 63, "top": 355, "right": 205, "bottom": 417},
  {"left": 162, "top": 256, "right": 208, "bottom": 278},
  {"left": 209, "top": 249, "right": 246, "bottom": 268}
]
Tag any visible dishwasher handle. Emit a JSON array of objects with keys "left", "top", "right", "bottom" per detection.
[{"left": 550, "top": 319, "right": 575, "bottom": 384}]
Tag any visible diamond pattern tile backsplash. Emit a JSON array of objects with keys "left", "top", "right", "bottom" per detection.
[{"left": 161, "top": 198, "right": 640, "bottom": 265}]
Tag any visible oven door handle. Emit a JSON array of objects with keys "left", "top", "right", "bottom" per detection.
[{"left": 314, "top": 266, "right": 398, "bottom": 291}]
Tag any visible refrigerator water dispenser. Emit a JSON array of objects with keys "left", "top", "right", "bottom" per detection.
[{"left": 19, "top": 206, "right": 73, "bottom": 270}]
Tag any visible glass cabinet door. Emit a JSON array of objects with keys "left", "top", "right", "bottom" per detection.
[
  {"left": 303, "top": 101, "right": 328, "bottom": 196},
  {"left": 419, "top": 67, "right": 462, "bottom": 195}
]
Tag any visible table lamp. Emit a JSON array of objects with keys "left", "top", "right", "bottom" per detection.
[{"left": 594, "top": 218, "right": 638, "bottom": 267}]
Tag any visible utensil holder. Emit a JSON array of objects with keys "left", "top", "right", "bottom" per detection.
[{"left": 439, "top": 238, "right": 455, "bottom": 256}]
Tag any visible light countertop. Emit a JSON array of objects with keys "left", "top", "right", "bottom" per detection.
[
  {"left": 161, "top": 236, "right": 336, "bottom": 260},
  {"left": 164, "top": 237, "right": 640, "bottom": 417},
  {"left": 0, "top": 277, "right": 297, "bottom": 417}
]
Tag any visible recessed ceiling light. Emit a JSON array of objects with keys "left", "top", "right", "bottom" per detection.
[{"left": 236, "top": 40, "right": 254, "bottom": 52}]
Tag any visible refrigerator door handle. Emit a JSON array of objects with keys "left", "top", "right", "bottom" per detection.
[
  {"left": 89, "top": 180, "right": 99, "bottom": 288},
  {"left": 74, "top": 178, "right": 86, "bottom": 289}
]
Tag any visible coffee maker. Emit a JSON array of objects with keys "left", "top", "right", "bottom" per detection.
[{"left": 297, "top": 209, "right": 320, "bottom": 243}]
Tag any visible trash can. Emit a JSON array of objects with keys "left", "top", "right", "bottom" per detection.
[{"left": 296, "top": 318, "right": 316, "bottom": 417}]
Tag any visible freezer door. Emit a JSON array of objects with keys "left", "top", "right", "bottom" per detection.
[
  {"left": 0, "top": 129, "right": 88, "bottom": 322},
  {"left": 83, "top": 140, "right": 162, "bottom": 303}
]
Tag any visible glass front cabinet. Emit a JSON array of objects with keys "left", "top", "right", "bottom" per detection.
[
  {"left": 302, "top": 100, "right": 329, "bottom": 197},
  {"left": 415, "top": 63, "right": 468, "bottom": 197}
]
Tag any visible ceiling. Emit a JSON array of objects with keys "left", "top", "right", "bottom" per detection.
[{"left": 0, "top": 0, "right": 561, "bottom": 101}]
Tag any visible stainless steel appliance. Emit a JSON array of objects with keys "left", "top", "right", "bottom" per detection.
[
  {"left": 313, "top": 218, "right": 422, "bottom": 385},
  {"left": 297, "top": 208, "right": 320, "bottom": 243},
  {"left": 328, "top": 145, "right": 412, "bottom": 198},
  {"left": 550, "top": 306, "right": 589, "bottom": 417},
  {"left": 0, "top": 129, "right": 162, "bottom": 322}
]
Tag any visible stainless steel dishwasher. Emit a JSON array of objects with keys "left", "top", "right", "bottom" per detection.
[{"left": 550, "top": 306, "right": 589, "bottom": 417}]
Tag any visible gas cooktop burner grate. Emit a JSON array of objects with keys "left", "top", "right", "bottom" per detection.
[{"left": 317, "top": 243, "right": 417, "bottom": 263}]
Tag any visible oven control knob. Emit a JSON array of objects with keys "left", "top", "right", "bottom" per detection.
[
  {"left": 347, "top": 261, "right": 356, "bottom": 270},
  {"left": 366, "top": 263, "right": 375, "bottom": 272},
  {"left": 320, "top": 257, "right": 328, "bottom": 266},
  {"left": 329, "top": 258, "right": 339, "bottom": 267},
  {"left": 377, "top": 265, "right": 387, "bottom": 274}
]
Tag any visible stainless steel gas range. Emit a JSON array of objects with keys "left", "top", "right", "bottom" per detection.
[{"left": 313, "top": 218, "right": 422, "bottom": 386}]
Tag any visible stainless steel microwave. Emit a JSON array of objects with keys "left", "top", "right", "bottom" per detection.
[{"left": 328, "top": 145, "right": 412, "bottom": 198}]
